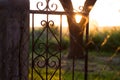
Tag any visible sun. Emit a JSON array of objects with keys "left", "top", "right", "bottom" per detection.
[
  {"left": 30, "top": 0, "right": 120, "bottom": 31},
  {"left": 75, "top": 15, "right": 82, "bottom": 23},
  {"left": 30, "top": 0, "right": 86, "bottom": 28}
]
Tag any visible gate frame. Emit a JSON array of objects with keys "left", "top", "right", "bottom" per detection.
[{"left": 29, "top": 0, "right": 89, "bottom": 80}]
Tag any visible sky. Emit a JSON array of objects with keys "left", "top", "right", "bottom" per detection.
[
  {"left": 30, "top": 0, "right": 120, "bottom": 29},
  {"left": 90, "top": 0, "right": 120, "bottom": 27}
]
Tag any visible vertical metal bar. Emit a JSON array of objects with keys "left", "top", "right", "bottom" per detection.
[
  {"left": 31, "top": 13, "right": 34, "bottom": 80},
  {"left": 84, "top": 23, "right": 89, "bottom": 80},
  {"left": 59, "top": 15, "right": 62, "bottom": 80},
  {"left": 46, "top": 7, "right": 49, "bottom": 80},
  {"left": 46, "top": 1, "right": 49, "bottom": 79},
  {"left": 72, "top": 57, "right": 75, "bottom": 80}
]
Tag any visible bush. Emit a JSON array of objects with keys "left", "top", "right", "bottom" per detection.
[{"left": 89, "top": 27, "right": 120, "bottom": 52}]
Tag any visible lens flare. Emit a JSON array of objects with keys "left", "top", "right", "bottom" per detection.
[{"left": 75, "top": 14, "right": 82, "bottom": 23}]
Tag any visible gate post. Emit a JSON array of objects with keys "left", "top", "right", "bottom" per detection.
[{"left": 0, "top": 0, "right": 29, "bottom": 80}]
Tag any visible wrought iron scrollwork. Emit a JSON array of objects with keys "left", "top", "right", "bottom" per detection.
[
  {"left": 34, "top": 43, "right": 46, "bottom": 55},
  {"left": 48, "top": 20, "right": 54, "bottom": 27},
  {"left": 30, "top": 0, "right": 92, "bottom": 79},
  {"left": 48, "top": 2, "right": 57, "bottom": 11},
  {"left": 40, "top": 20, "right": 55, "bottom": 27},
  {"left": 48, "top": 56, "right": 59, "bottom": 68},
  {"left": 37, "top": 0, "right": 58, "bottom": 11},
  {"left": 32, "top": 0, "right": 61, "bottom": 78},
  {"left": 34, "top": 55, "right": 46, "bottom": 68},
  {"left": 79, "top": 6, "right": 84, "bottom": 12},
  {"left": 41, "top": 20, "right": 47, "bottom": 27},
  {"left": 37, "top": 1, "right": 46, "bottom": 11},
  {"left": 34, "top": 55, "right": 59, "bottom": 68}
]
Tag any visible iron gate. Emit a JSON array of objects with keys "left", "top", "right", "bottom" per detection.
[{"left": 30, "top": 0, "right": 89, "bottom": 80}]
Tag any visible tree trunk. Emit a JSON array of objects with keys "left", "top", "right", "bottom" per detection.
[
  {"left": 0, "top": 0, "right": 29, "bottom": 80},
  {"left": 60, "top": 0, "right": 86, "bottom": 59},
  {"left": 59, "top": 0, "right": 96, "bottom": 59},
  {"left": 68, "top": 17, "right": 87, "bottom": 59}
]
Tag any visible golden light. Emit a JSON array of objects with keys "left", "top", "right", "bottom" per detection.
[
  {"left": 30, "top": 0, "right": 86, "bottom": 28},
  {"left": 71, "top": 0, "right": 86, "bottom": 12},
  {"left": 90, "top": 0, "right": 120, "bottom": 28},
  {"left": 30, "top": 0, "right": 120, "bottom": 32},
  {"left": 75, "top": 14, "right": 82, "bottom": 23}
]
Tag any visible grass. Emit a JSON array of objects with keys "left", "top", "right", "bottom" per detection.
[
  {"left": 29, "top": 68, "right": 120, "bottom": 80},
  {"left": 29, "top": 68, "right": 61, "bottom": 80},
  {"left": 29, "top": 27, "right": 120, "bottom": 80},
  {"left": 88, "top": 71, "right": 120, "bottom": 80}
]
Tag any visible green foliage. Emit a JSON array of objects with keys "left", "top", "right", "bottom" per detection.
[
  {"left": 61, "top": 35, "right": 70, "bottom": 50},
  {"left": 89, "top": 28, "right": 120, "bottom": 52},
  {"left": 88, "top": 71, "right": 120, "bottom": 80},
  {"left": 29, "top": 26, "right": 70, "bottom": 54}
]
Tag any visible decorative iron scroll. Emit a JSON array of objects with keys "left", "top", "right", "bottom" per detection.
[
  {"left": 31, "top": 0, "right": 86, "bottom": 80},
  {"left": 31, "top": 1, "right": 61, "bottom": 80},
  {"left": 37, "top": 0, "right": 58, "bottom": 11},
  {"left": 32, "top": 19, "right": 61, "bottom": 80}
]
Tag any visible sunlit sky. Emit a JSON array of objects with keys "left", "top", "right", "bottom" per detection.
[
  {"left": 90, "top": 0, "right": 120, "bottom": 28},
  {"left": 30, "top": 0, "right": 120, "bottom": 29}
]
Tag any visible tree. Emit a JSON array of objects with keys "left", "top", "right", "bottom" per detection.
[
  {"left": 0, "top": 0, "right": 29, "bottom": 80},
  {"left": 59, "top": 0, "right": 96, "bottom": 59}
]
